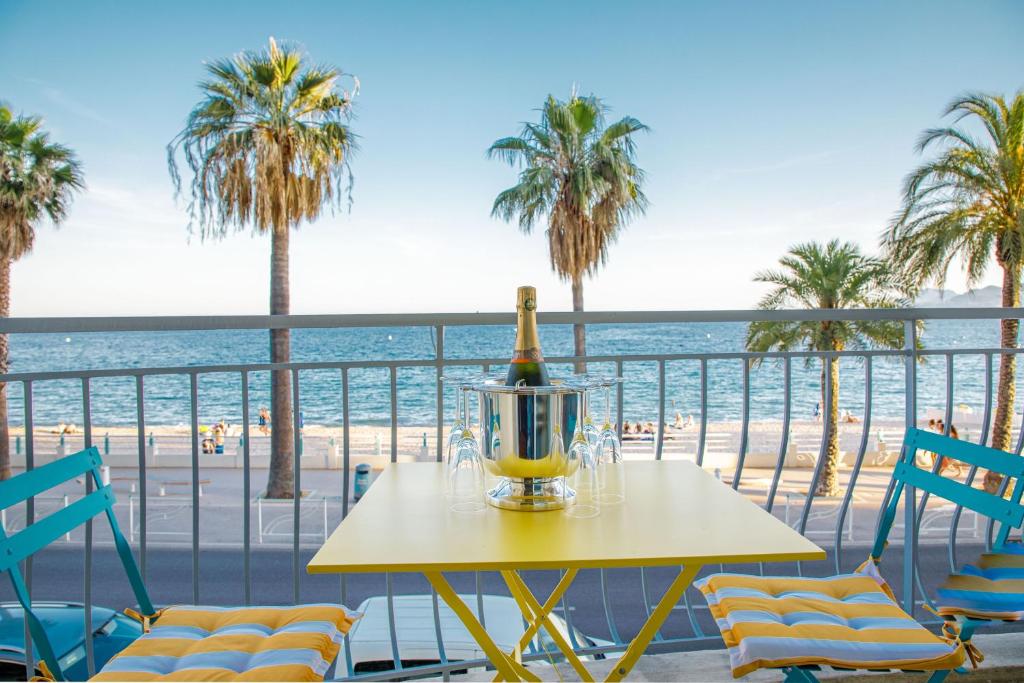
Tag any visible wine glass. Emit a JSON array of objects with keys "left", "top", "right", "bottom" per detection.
[
  {"left": 448, "top": 428, "right": 486, "bottom": 513},
  {"left": 445, "top": 385, "right": 466, "bottom": 464},
  {"left": 596, "top": 385, "right": 625, "bottom": 504},
  {"left": 565, "top": 430, "right": 599, "bottom": 518},
  {"left": 581, "top": 391, "right": 601, "bottom": 453}
]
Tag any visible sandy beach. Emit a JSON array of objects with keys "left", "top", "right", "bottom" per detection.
[{"left": 8, "top": 412, "right": 1001, "bottom": 472}]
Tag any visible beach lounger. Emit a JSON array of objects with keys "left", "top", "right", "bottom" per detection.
[
  {"left": 0, "top": 447, "right": 356, "bottom": 681},
  {"left": 696, "top": 428, "right": 1024, "bottom": 682}
]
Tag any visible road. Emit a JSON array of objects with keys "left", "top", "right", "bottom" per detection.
[{"left": 1, "top": 542, "right": 988, "bottom": 646}]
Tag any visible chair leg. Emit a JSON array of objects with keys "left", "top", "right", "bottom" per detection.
[
  {"left": 926, "top": 670, "right": 951, "bottom": 683},
  {"left": 782, "top": 667, "right": 819, "bottom": 682}
]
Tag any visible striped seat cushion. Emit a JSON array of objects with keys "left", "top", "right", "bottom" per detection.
[
  {"left": 91, "top": 604, "right": 355, "bottom": 681},
  {"left": 696, "top": 563, "right": 964, "bottom": 677},
  {"left": 937, "top": 542, "right": 1024, "bottom": 621}
]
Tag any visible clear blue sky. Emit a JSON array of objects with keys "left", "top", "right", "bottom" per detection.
[{"left": 2, "top": 0, "right": 1022, "bottom": 315}]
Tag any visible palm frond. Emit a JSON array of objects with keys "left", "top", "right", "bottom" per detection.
[
  {"left": 748, "top": 240, "right": 908, "bottom": 359},
  {"left": 168, "top": 37, "right": 357, "bottom": 239},
  {"left": 488, "top": 91, "right": 648, "bottom": 282},
  {"left": 885, "top": 90, "right": 1024, "bottom": 292},
  {"left": 0, "top": 104, "right": 83, "bottom": 260}
]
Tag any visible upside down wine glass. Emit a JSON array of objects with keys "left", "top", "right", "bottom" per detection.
[
  {"left": 581, "top": 389, "right": 601, "bottom": 454},
  {"left": 566, "top": 429, "right": 599, "bottom": 518},
  {"left": 596, "top": 384, "right": 625, "bottom": 504},
  {"left": 448, "top": 427, "right": 486, "bottom": 513},
  {"left": 445, "top": 385, "right": 466, "bottom": 464}
]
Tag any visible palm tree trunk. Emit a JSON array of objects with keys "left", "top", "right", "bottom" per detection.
[
  {"left": 0, "top": 257, "right": 10, "bottom": 480},
  {"left": 571, "top": 276, "right": 586, "bottom": 374},
  {"left": 987, "top": 263, "right": 1020, "bottom": 492},
  {"left": 816, "top": 354, "right": 840, "bottom": 497},
  {"left": 266, "top": 226, "right": 295, "bottom": 499}
]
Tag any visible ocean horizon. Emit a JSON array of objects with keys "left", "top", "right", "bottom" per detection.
[{"left": 5, "top": 319, "right": 1020, "bottom": 428}]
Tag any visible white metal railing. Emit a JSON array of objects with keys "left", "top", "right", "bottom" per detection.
[{"left": 2, "top": 307, "right": 1023, "bottom": 680}]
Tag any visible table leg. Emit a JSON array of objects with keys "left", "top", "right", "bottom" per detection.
[
  {"left": 604, "top": 564, "right": 702, "bottom": 682},
  {"left": 501, "top": 569, "right": 592, "bottom": 682},
  {"left": 502, "top": 569, "right": 577, "bottom": 659},
  {"left": 423, "top": 571, "right": 539, "bottom": 682}
]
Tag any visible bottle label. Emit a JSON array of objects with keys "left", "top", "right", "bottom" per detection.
[{"left": 511, "top": 348, "right": 543, "bottom": 362}]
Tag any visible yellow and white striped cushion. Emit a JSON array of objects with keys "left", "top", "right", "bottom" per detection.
[
  {"left": 91, "top": 604, "right": 355, "bottom": 681},
  {"left": 696, "top": 564, "right": 964, "bottom": 678}
]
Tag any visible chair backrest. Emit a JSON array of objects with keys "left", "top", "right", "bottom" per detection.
[
  {"left": 872, "top": 428, "right": 1024, "bottom": 560},
  {"left": 0, "top": 447, "right": 153, "bottom": 681}
]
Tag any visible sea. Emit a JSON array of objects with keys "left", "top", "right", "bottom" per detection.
[{"left": 4, "top": 319, "right": 1020, "bottom": 428}]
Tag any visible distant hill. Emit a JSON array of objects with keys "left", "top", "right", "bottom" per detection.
[{"left": 914, "top": 285, "right": 1002, "bottom": 307}]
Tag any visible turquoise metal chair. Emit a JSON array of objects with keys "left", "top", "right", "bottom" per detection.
[
  {"left": 0, "top": 447, "right": 155, "bottom": 680},
  {"left": 697, "top": 427, "right": 1024, "bottom": 682},
  {"left": 2, "top": 447, "right": 355, "bottom": 682}
]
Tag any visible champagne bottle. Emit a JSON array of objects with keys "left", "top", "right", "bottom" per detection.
[{"left": 506, "top": 285, "right": 550, "bottom": 386}]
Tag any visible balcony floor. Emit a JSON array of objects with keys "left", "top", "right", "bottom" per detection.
[{"left": 442, "top": 631, "right": 1024, "bottom": 681}]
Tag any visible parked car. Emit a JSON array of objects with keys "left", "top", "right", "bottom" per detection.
[
  {"left": 338, "top": 593, "right": 612, "bottom": 676},
  {"left": 0, "top": 602, "right": 142, "bottom": 681}
]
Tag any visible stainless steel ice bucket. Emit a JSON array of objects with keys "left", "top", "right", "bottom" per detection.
[
  {"left": 479, "top": 388, "right": 579, "bottom": 478},
  {"left": 442, "top": 374, "right": 619, "bottom": 512},
  {"left": 477, "top": 383, "right": 581, "bottom": 510}
]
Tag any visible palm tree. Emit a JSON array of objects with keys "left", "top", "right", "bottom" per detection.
[
  {"left": 0, "top": 107, "right": 82, "bottom": 481},
  {"left": 168, "top": 38, "right": 356, "bottom": 498},
  {"left": 883, "top": 90, "right": 1024, "bottom": 493},
  {"left": 488, "top": 92, "right": 647, "bottom": 371},
  {"left": 0, "top": 105, "right": 83, "bottom": 480},
  {"left": 747, "top": 240, "right": 908, "bottom": 497}
]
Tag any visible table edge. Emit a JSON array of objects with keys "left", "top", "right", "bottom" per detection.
[{"left": 307, "top": 549, "right": 827, "bottom": 574}]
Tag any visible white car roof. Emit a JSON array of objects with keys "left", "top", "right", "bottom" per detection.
[
  {"left": 351, "top": 595, "right": 522, "bottom": 658},
  {"left": 343, "top": 594, "right": 575, "bottom": 669}
]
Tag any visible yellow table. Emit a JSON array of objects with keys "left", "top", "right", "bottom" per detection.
[{"left": 308, "top": 460, "right": 824, "bottom": 681}]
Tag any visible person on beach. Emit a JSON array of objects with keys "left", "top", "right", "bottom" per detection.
[
  {"left": 925, "top": 419, "right": 963, "bottom": 476},
  {"left": 213, "top": 422, "right": 225, "bottom": 454},
  {"left": 623, "top": 422, "right": 632, "bottom": 435},
  {"left": 258, "top": 407, "right": 271, "bottom": 435},
  {"left": 673, "top": 412, "right": 684, "bottom": 430},
  {"left": 813, "top": 402, "right": 821, "bottom": 421}
]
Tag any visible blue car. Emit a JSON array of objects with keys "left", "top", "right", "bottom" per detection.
[{"left": 0, "top": 602, "right": 141, "bottom": 680}]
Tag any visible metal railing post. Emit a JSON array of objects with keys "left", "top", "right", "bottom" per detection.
[
  {"left": 189, "top": 372, "right": 200, "bottom": 605},
  {"left": 241, "top": 371, "right": 252, "bottom": 605},
  {"left": 82, "top": 377, "right": 95, "bottom": 677},
  {"left": 435, "top": 324, "right": 445, "bottom": 461},
  {"left": 292, "top": 368, "right": 302, "bottom": 605},
  {"left": 133, "top": 376, "right": 148, "bottom": 582},
  {"left": 902, "top": 318, "right": 918, "bottom": 615},
  {"left": 22, "top": 381, "right": 34, "bottom": 680},
  {"left": 696, "top": 358, "right": 708, "bottom": 467},
  {"left": 655, "top": 360, "right": 666, "bottom": 460},
  {"left": 390, "top": 367, "right": 398, "bottom": 463},
  {"left": 615, "top": 359, "right": 624, "bottom": 439}
]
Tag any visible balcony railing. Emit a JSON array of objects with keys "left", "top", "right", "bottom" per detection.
[{"left": 1, "top": 307, "right": 1023, "bottom": 680}]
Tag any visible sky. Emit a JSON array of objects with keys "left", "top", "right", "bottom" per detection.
[{"left": 2, "top": 0, "right": 1022, "bottom": 316}]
